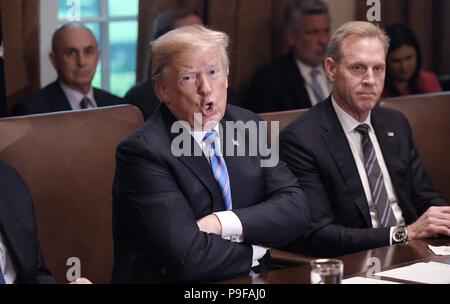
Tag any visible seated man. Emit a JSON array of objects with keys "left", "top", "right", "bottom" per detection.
[
  {"left": 12, "top": 22, "right": 123, "bottom": 116},
  {"left": 111, "top": 25, "right": 310, "bottom": 283},
  {"left": 245, "top": 0, "right": 331, "bottom": 113},
  {"left": 280, "top": 21, "right": 450, "bottom": 257},
  {"left": 0, "top": 160, "right": 54, "bottom": 284}
]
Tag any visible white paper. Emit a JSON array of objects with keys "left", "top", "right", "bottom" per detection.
[
  {"left": 342, "top": 276, "right": 401, "bottom": 284},
  {"left": 428, "top": 245, "right": 450, "bottom": 256},
  {"left": 375, "top": 262, "right": 450, "bottom": 284}
]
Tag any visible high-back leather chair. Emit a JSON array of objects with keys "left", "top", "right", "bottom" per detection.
[
  {"left": 380, "top": 92, "right": 450, "bottom": 201},
  {"left": 259, "top": 109, "right": 309, "bottom": 139},
  {"left": 0, "top": 105, "right": 144, "bottom": 283}
]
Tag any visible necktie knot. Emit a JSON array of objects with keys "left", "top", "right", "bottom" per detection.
[
  {"left": 355, "top": 124, "right": 370, "bottom": 136},
  {"left": 80, "top": 97, "right": 92, "bottom": 109},
  {"left": 203, "top": 130, "right": 217, "bottom": 144}
]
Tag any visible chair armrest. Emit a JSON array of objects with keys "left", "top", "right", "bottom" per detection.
[{"left": 270, "top": 248, "right": 315, "bottom": 267}]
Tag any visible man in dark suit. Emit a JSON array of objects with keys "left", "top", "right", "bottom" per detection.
[
  {"left": 12, "top": 22, "right": 123, "bottom": 116},
  {"left": 0, "top": 160, "right": 54, "bottom": 284},
  {"left": 280, "top": 21, "right": 450, "bottom": 258},
  {"left": 112, "top": 25, "right": 310, "bottom": 283},
  {"left": 245, "top": 0, "right": 331, "bottom": 113}
]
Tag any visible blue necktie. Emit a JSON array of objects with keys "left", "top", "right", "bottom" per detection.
[
  {"left": 203, "top": 130, "right": 233, "bottom": 210},
  {"left": 355, "top": 124, "right": 397, "bottom": 227},
  {"left": 311, "top": 67, "right": 325, "bottom": 103},
  {"left": 0, "top": 265, "right": 6, "bottom": 284}
]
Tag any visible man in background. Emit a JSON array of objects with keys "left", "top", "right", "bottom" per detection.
[
  {"left": 12, "top": 22, "right": 123, "bottom": 116},
  {"left": 246, "top": 0, "right": 331, "bottom": 113}
]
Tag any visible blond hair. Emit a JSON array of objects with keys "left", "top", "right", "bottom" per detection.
[
  {"left": 327, "top": 21, "right": 390, "bottom": 62},
  {"left": 150, "top": 25, "right": 229, "bottom": 84}
]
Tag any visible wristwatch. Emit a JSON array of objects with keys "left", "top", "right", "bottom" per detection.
[{"left": 392, "top": 225, "right": 408, "bottom": 244}]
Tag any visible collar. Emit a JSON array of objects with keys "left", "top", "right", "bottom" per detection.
[
  {"left": 332, "top": 96, "right": 373, "bottom": 135},
  {"left": 295, "top": 59, "right": 325, "bottom": 80},
  {"left": 59, "top": 80, "right": 95, "bottom": 108},
  {"left": 190, "top": 123, "right": 221, "bottom": 146}
]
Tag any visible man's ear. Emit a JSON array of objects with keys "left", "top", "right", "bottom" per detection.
[
  {"left": 154, "top": 80, "right": 170, "bottom": 105},
  {"left": 325, "top": 57, "right": 337, "bottom": 82},
  {"left": 49, "top": 52, "right": 58, "bottom": 71}
]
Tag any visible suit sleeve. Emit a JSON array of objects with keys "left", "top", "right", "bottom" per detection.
[
  {"left": 113, "top": 138, "right": 254, "bottom": 282},
  {"left": 280, "top": 128, "right": 391, "bottom": 257}
]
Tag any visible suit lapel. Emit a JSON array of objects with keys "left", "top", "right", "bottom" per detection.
[
  {"left": 50, "top": 81, "right": 73, "bottom": 112},
  {"left": 160, "top": 105, "right": 225, "bottom": 211},
  {"left": 0, "top": 196, "right": 28, "bottom": 280},
  {"left": 282, "top": 53, "right": 312, "bottom": 108},
  {"left": 320, "top": 100, "right": 372, "bottom": 226},
  {"left": 371, "top": 108, "right": 403, "bottom": 201}
]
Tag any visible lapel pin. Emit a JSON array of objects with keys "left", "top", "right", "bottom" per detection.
[
  {"left": 387, "top": 131, "right": 395, "bottom": 137},
  {"left": 232, "top": 139, "right": 240, "bottom": 147}
]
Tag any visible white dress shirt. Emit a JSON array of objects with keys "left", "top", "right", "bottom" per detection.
[
  {"left": 332, "top": 98, "right": 405, "bottom": 243},
  {"left": 296, "top": 60, "right": 331, "bottom": 106},
  {"left": 190, "top": 125, "right": 268, "bottom": 267},
  {"left": 59, "top": 81, "right": 98, "bottom": 110},
  {"left": 0, "top": 231, "right": 17, "bottom": 284}
]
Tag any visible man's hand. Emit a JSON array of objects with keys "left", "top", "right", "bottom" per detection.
[
  {"left": 407, "top": 206, "right": 450, "bottom": 240},
  {"left": 197, "top": 214, "right": 222, "bottom": 236}
]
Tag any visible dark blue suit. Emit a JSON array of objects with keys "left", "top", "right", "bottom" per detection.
[
  {"left": 12, "top": 81, "right": 124, "bottom": 116},
  {"left": 0, "top": 161, "right": 54, "bottom": 284},
  {"left": 280, "top": 98, "right": 447, "bottom": 257}
]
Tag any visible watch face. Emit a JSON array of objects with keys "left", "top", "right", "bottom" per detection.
[{"left": 394, "top": 227, "right": 407, "bottom": 242}]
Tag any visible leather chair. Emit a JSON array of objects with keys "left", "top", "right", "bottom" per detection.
[
  {"left": 0, "top": 105, "right": 144, "bottom": 283},
  {"left": 259, "top": 109, "right": 308, "bottom": 136},
  {"left": 380, "top": 92, "right": 450, "bottom": 202}
]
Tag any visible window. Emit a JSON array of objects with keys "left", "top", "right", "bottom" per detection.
[{"left": 40, "top": 0, "right": 139, "bottom": 97}]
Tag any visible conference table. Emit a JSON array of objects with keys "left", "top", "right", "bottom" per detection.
[{"left": 224, "top": 239, "right": 450, "bottom": 284}]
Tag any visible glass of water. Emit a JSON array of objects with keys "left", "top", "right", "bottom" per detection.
[{"left": 310, "top": 259, "right": 343, "bottom": 284}]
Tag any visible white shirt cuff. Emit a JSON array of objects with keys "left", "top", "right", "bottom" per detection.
[
  {"left": 214, "top": 211, "right": 244, "bottom": 242},
  {"left": 251, "top": 245, "right": 268, "bottom": 267},
  {"left": 389, "top": 226, "right": 395, "bottom": 245}
]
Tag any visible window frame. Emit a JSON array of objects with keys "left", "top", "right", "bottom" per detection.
[{"left": 39, "top": 0, "right": 138, "bottom": 93}]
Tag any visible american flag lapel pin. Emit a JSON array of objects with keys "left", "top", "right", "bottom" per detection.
[
  {"left": 387, "top": 131, "right": 395, "bottom": 137},
  {"left": 232, "top": 139, "right": 240, "bottom": 147}
]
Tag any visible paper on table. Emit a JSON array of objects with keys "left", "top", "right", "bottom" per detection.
[
  {"left": 342, "top": 277, "right": 400, "bottom": 284},
  {"left": 428, "top": 245, "right": 450, "bottom": 256},
  {"left": 375, "top": 262, "right": 450, "bottom": 284}
]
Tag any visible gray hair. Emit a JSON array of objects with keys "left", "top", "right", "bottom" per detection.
[
  {"left": 52, "top": 22, "right": 97, "bottom": 52},
  {"left": 283, "top": 0, "right": 329, "bottom": 33},
  {"left": 327, "top": 21, "right": 390, "bottom": 62},
  {"left": 151, "top": 25, "right": 229, "bottom": 85}
]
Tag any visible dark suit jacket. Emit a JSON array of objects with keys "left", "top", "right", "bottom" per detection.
[
  {"left": 245, "top": 52, "right": 312, "bottom": 113},
  {"left": 111, "top": 104, "right": 310, "bottom": 283},
  {"left": 280, "top": 98, "right": 448, "bottom": 257},
  {"left": 125, "top": 78, "right": 237, "bottom": 121},
  {"left": 0, "top": 161, "right": 54, "bottom": 284},
  {"left": 12, "top": 81, "right": 124, "bottom": 116}
]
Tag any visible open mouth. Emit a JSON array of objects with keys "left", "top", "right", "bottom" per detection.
[{"left": 201, "top": 102, "right": 215, "bottom": 116}]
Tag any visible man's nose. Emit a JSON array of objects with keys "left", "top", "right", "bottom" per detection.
[{"left": 198, "top": 73, "right": 212, "bottom": 96}]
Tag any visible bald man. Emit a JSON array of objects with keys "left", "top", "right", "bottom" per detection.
[{"left": 13, "top": 22, "right": 123, "bottom": 116}]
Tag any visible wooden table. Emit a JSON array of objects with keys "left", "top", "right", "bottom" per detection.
[{"left": 223, "top": 239, "right": 450, "bottom": 284}]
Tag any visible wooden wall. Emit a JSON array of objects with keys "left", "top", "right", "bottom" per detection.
[{"left": 0, "top": 0, "right": 39, "bottom": 112}]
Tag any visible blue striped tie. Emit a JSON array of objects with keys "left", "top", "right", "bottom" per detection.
[
  {"left": 311, "top": 67, "right": 325, "bottom": 103},
  {"left": 0, "top": 265, "right": 6, "bottom": 284},
  {"left": 355, "top": 124, "right": 397, "bottom": 227},
  {"left": 203, "top": 130, "right": 233, "bottom": 210}
]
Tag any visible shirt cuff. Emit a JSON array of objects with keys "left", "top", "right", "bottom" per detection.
[
  {"left": 214, "top": 211, "right": 244, "bottom": 242},
  {"left": 251, "top": 245, "right": 268, "bottom": 267},
  {"left": 389, "top": 226, "right": 395, "bottom": 245}
]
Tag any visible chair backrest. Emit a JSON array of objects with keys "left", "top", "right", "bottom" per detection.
[
  {"left": 380, "top": 92, "right": 450, "bottom": 201},
  {"left": 0, "top": 105, "right": 144, "bottom": 283},
  {"left": 259, "top": 109, "right": 308, "bottom": 131}
]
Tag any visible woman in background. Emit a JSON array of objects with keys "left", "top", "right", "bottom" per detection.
[{"left": 382, "top": 23, "right": 442, "bottom": 98}]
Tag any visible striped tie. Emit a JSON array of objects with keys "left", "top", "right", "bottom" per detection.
[
  {"left": 203, "top": 130, "right": 233, "bottom": 210},
  {"left": 355, "top": 124, "right": 397, "bottom": 227},
  {"left": 0, "top": 265, "right": 6, "bottom": 284},
  {"left": 80, "top": 97, "right": 93, "bottom": 109},
  {"left": 310, "top": 67, "right": 325, "bottom": 103}
]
